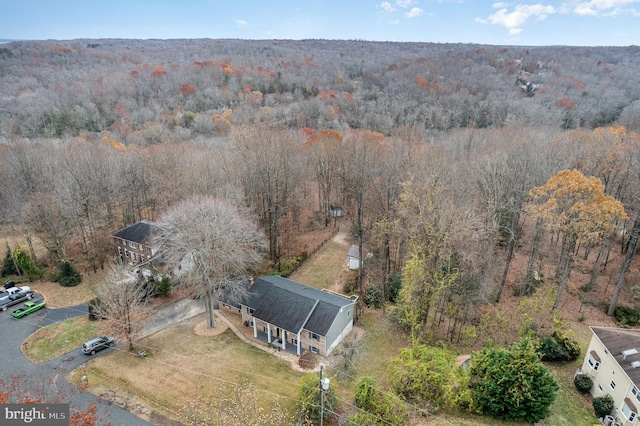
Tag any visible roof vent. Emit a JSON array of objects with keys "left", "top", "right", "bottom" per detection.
[
  {"left": 622, "top": 348, "right": 638, "bottom": 359},
  {"left": 632, "top": 361, "right": 640, "bottom": 368}
]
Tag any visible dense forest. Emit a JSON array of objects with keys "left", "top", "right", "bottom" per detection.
[
  {"left": 3, "top": 38, "right": 640, "bottom": 424},
  {"left": 1, "top": 38, "right": 640, "bottom": 339}
]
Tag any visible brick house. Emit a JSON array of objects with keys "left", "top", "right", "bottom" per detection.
[
  {"left": 113, "top": 220, "right": 162, "bottom": 264},
  {"left": 220, "top": 275, "right": 356, "bottom": 357},
  {"left": 580, "top": 326, "right": 640, "bottom": 425}
]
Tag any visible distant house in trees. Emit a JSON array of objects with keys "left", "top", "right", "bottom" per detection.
[
  {"left": 347, "top": 244, "right": 371, "bottom": 270},
  {"left": 219, "top": 275, "right": 356, "bottom": 357},
  {"left": 113, "top": 220, "right": 162, "bottom": 264},
  {"left": 580, "top": 326, "right": 640, "bottom": 425}
]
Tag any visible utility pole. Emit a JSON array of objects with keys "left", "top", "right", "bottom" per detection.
[{"left": 319, "top": 363, "right": 330, "bottom": 426}]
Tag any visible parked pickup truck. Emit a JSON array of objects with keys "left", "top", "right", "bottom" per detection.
[
  {"left": 0, "top": 288, "right": 34, "bottom": 311},
  {"left": 0, "top": 286, "right": 30, "bottom": 302}
]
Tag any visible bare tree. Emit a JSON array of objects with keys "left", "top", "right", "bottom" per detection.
[
  {"left": 156, "top": 196, "right": 266, "bottom": 328},
  {"left": 231, "top": 125, "right": 305, "bottom": 262},
  {"left": 93, "top": 263, "right": 150, "bottom": 350}
]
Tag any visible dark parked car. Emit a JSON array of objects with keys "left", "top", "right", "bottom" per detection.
[
  {"left": 0, "top": 288, "right": 33, "bottom": 311},
  {"left": 82, "top": 336, "right": 115, "bottom": 355},
  {"left": 4, "top": 280, "right": 15, "bottom": 289}
]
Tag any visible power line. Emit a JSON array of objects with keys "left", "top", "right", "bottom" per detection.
[{"left": 10, "top": 298, "right": 462, "bottom": 425}]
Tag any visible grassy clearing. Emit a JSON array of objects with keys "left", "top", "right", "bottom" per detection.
[
  {"left": 24, "top": 316, "right": 97, "bottom": 363},
  {"left": 546, "top": 362, "right": 597, "bottom": 426},
  {"left": 289, "top": 239, "right": 352, "bottom": 289},
  {"left": 81, "top": 316, "right": 304, "bottom": 423},
  {"left": 27, "top": 270, "right": 99, "bottom": 308}
]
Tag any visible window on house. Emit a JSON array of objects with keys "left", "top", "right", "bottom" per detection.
[
  {"left": 610, "top": 381, "right": 616, "bottom": 390},
  {"left": 129, "top": 241, "right": 136, "bottom": 248},
  {"left": 223, "top": 304, "right": 231, "bottom": 309},
  {"left": 309, "top": 346, "right": 319, "bottom": 354},
  {"left": 292, "top": 339, "right": 298, "bottom": 345},
  {"left": 263, "top": 327, "right": 268, "bottom": 333},
  {"left": 622, "top": 401, "right": 638, "bottom": 422},
  {"left": 309, "top": 332, "right": 320, "bottom": 341},
  {"left": 588, "top": 353, "right": 600, "bottom": 371},
  {"left": 249, "top": 321, "right": 254, "bottom": 327},
  {"left": 247, "top": 307, "right": 255, "bottom": 314},
  {"left": 633, "top": 387, "right": 640, "bottom": 404}
]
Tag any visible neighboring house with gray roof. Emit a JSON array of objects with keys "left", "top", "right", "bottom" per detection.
[
  {"left": 113, "top": 220, "right": 162, "bottom": 264},
  {"left": 220, "top": 275, "right": 356, "bottom": 357},
  {"left": 580, "top": 326, "right": 640, "bottom": 425}
]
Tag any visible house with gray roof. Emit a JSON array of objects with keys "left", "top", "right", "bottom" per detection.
[
  {"left": 580, "top": 326, "right": 640, "bottom": 425},
  {"left": 220, "top": 275, "right": 356, "bottom": 357},
  {"left": 113, "top": 220, "right": 162, "bottom": 264}
]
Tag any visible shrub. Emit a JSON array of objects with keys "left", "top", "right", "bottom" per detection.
[
  {"left": 295, "top": 373, "right": 337, "bottom": 425},
  {"left": 87, "top": 298, "right": 104, "bottom": 321},
  {"left": 614, "top": 305, "right": 640, "bottom": 327},
  {"left": 1, "top": 246, "right": 18, "bottom": 277},
  {"left": 386, "top": 272, "right": 402, "bottom": 303},
  {"left": 574, "top": 374, "right": 593, "bottom": 393},
  {"left": 343, "top": 276, "right": 356, "bottom": 295},
  {"left": 363, "top": 285, "right": 383, "bottom": 308},
  {"left": 593, "top": 394, "right": 614, "bottom": 418},
  {"left": 274, "top": 256, "right": 304, "bottom": 277},
  {"left": 57, "top": 260, "right": 82, "bottom": 287},
  {"left": 538, "top": 331, "right": 581, "bottom": 362},
  {"left": 155, "top": 275, "right": 171, "bottom": 297},
  {"left": 469, "top": 338, "right": 559, "bottom": 423},
  {"left": 352, "top": 376, "right": 408, "bottom": 425}
]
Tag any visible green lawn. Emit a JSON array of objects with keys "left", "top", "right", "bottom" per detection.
[{"left": 24, "top": 316, "right": 97, "bottom": 363}]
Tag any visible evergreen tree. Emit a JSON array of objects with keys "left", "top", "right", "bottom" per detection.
[
  {"left": 469, "top": 338, "right": 559, "bottom": 423},
  {"left": 57, "top": 260, "right": 82, "bottom": 287},
  {"left": 1, "top": 246, "right": 18, "bottom": 277}
]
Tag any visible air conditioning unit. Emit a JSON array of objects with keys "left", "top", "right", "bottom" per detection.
[{"left": 604, "top": 415, "right": 614, "bottom": 426}]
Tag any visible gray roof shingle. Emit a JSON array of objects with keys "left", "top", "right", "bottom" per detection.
[
  {"left": 244, "top": 275, "right": 354, "bottom": 335},
  {"left": 114, "top": 220, "right": 161, "bottom": 246},
  {"left": 592, "top": 326, "right": 640, "bottom": 388}
]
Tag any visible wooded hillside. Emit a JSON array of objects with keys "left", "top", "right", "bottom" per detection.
[{"left": 1, "top": 39, "right": 639, "bottom": 343}]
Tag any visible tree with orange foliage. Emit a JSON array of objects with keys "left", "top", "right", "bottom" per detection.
[
  {"left": 151, "top": 65, "right": 166, "bottom": 78},
  {"left": 179, "top": 83, "right": 196, "bottom": 97},
  {"left": 527, "top": 170, "right": 627, "bottom": 311}
]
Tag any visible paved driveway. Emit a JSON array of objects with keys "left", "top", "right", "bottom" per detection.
[{"left": 0, "top": 296, "right": 152, "bottom": 425}]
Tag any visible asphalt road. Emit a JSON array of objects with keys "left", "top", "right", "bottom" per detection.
[{"left": 0, "top": 295, "right": 153, "bottom": 426}]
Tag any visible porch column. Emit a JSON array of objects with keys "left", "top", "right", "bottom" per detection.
[
  {"left": 253, "top": 317, "right": 257, "bottom": 338},
  {"left": 267, "top": 325, "right": 272, "bottom": 343},
  {"left": 296, "top": 331, "right": 301, "bottom": 356},
  {"left": 281, "top": 332, "right": 286, "bottom": 350}
]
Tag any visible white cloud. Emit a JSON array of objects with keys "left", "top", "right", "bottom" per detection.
[
  {"left": 406, "top": 7, "right": 425, "bottom": 17},
  {"left": 568, "top": 0, "right": 640, "bottom": 16},
  {"left": 389, "top": 19, "right": 401, "bottom": 25},
  {"left": 235, "top": 19, "right": 248, "bottom": 28},
  {"left": 378, "top": 1, "right": 396, "bottom": 12},
  {"left": 492, "top": 2, "right": 509, "bottom": 7},
  {"left": 478, "top": 3, "right": 556, "bottom": 34},
  {"left": 397, "top": 0, "right": 417, "bottom": 7}
]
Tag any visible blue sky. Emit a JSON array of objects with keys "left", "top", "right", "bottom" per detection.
[{"left": 1, "top": 0, "right": 638, "bottom": 46}]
